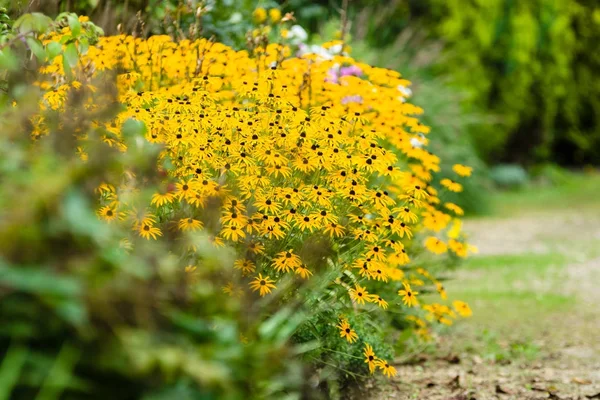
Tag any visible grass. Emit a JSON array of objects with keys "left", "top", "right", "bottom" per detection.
[
  {"left": 490, "top": 171, "right": 600, "bottom": 216},
  {"left": 432, "top": 172, "right": 600, "bottom": 361}
]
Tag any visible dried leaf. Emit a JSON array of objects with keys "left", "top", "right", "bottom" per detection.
[
  {"left": 495, "top": 384, "right": 514, "bottom": 395},
  {"left": 572, "top": 377, "right": 592, "bottom": 385}
]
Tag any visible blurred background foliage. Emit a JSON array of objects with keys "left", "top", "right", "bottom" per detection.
[{"left": 290, "top": 0, "right": 600, "bottom": 167}]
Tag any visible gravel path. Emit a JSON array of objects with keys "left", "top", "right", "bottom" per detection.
[{"left": 367, "top": 208, "right": 600, "bottom": 400}]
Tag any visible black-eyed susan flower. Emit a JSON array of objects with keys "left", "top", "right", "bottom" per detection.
[
  {"left": 349, "top": 284, "right": 369, "bottom": 305},
  {"left": 363, "top": 344, "right": 377, "bottom": 373},
  {"left": 452, "top": 300, "right": 472, "bottom": 317},
  {"left": 425, "top": 236, "right": 448, "bottom": 254},
  {"left": 138, "top": 224, "right": 162, "bottom": 240},
  {"left": 273, "top": 249, "right": 302, "bottom": 273},
  {"left": 398, "top": 281, "right": 419, "bottom": 307},
  {"left": 234, "top": 259, "right": 256, "bottom": 276},
  {"left": 375, "top": 359, "right": 397, "bottom": 378},
  {"left": 220, "top": 224, "right": 246, "bottom": 242},
  {"left": 440, "top": 178, "right": 463, "bottom": 193},
  {"left": 249, "top": 273, "right": 276, "bottom": 297},
  {"left": 444, "top": 202, "right": 464, "bottom": 216},
  {"left": 97, "top": 206, "right": 118, "bottom": 222},
  {"left": 452, "top": 164, "right": 473, "bottom": 177},
  {"left": 370, "top": 294, "right": 389, "bottom": 309},
  {"left": 36, "top": 29, "right": 480, "bottom": 370},
  {"left": 294, "top": 264, "right": 313, "bottom": 279},
  {"left": 178, "top": 217, "right": 203, "bottom": 231},
  {"left": 151, "top": 191, "right": 175, "bottom": 207},
  {"left": 337, "top": 319, "right": 358, "bottom": 343}
]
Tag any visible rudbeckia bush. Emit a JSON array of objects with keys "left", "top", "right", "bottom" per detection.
[{"left": 13, "top": 13, "right": 477, "bottom": 385}]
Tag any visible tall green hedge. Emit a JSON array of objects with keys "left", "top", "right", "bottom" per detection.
[{"left": 427, "top": 0, "right": 600, "bottom": 165}]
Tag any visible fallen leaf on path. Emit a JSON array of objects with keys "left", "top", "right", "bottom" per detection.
[
  {"left": 495, "top": 384, "right": 514, "bottom": 395},
  {"left": 531, "top": 384, "right": 547, "bottom": 392},
  {"left": 443, "top": 354, "right": 461, "bottom": 364},
  {"left": 448, "top": 374, "right": 465, "bottom": 389},
  {"left": 572, "top": 377, "right": 592, "bottom": 385}
]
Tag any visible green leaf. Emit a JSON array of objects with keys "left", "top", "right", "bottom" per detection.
[
  {"left": 46, "top": 41, "right": 62, "bottom": 60},
  {"left": 0, "top": 344, "right": 28, "bottom": 400},
  {"left": 63, "top": 43, "right": 78, "bottom": 68},
  {"left": 0, "top": 262, "right": 81, "bottom": 298},
  {"left": 0, "top": 48, "right": 18, "bottom": 71},
  {"left": 77, "top": 37, "right": 89, "bottom": 55},
  {"left": 67, "top": 14, "right": 81, "bottom": 37},
  {"left": 35, "top": 343, "right": 81, "bottom": 400},
  {"left": 14, "top": 13, "right": 52, "bottom": 34},
  {"left": 62, "top": 55, "right": 72, "bottom": 79},
  {"left": 26, "top": 37, "right": 46, "bottom": 61},
  {"left": 121, "top": 118, "right": 147, "bottom": 138}
]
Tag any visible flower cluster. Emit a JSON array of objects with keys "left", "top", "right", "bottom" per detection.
[{"left": 32, "top": 22, "right": 476, "bottom": 378}]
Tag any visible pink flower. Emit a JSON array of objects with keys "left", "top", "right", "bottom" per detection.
[{"left": 339, "top": 65, "right": 362, "bottom": 77}]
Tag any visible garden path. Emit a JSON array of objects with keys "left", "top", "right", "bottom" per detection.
[{"left": 368, "top": 194, "right": 600, "bottom": 400}]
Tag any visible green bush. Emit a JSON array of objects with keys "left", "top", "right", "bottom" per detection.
[{"left": 489, "top": 164, "right": 529, "bottom": 189}]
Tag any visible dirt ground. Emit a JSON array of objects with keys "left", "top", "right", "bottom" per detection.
[{"left": 368, "top": 207, "right": 600, "bottom": 400}]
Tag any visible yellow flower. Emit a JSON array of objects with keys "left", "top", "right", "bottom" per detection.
[
  {"left": 295, "top": 264, "right": 313, "bottom": 279},
  {"left": 398, "top": 281, "right": 419, "bottom": 307},
  {"left": 337, "top": 319, "right": 358, "bottom": 343},
  {"left": 253, "top": 7, "right": 267, "bottom": 24},
  {"left": 375, "top": 359, "right": 397, "bottom": 378},
  {"left": 234, "top": 259, "right": 256, "bottom": 275},
  {"left": 444, "top": 202, "right": 464, "bottom": 216},
  {"left": 349, "top": 284, "right": 369, "bottom": 305},
  {"left": 220, "top": 224, "right": 246, "bottom": 242},
  {"left": 370, "top": 294, "right": 389, "bottom": 309},
  {"left": 273, "top": 249, "right": 302, "bottom": 273},
  {"left": 363, "top": 344, "right": 377, "bottom": 373},
  {"left": 249, "top": 273, "right": 277, "bottom": 297},
  {"left": 151, "top": 192, "right": 174, "bottom": 207},
  {"left": 222, "top": 282, "right": 243, "bottom": 297},
  {"left": 425, "top": 236, "right": 448, "bottom": 254},
  {"left": 178, "top": 218, "right": 203, "bottom": 231},
  {"left": 138, "top": 224, "right": 162, "bottom": 240},
  {"left": 97, "top": 206, "right": 118, "bottom": 222},
  {"left": 453, "top": 164, "right": 473, "bottom": 177},
  {"left": 435, "top": 282, "right": 448, "bottom": 300},
  {"left": 34, "top": 28, "right": 477, "bottom": 368},
  {"left": 269, "top": 8, "right": 282, "bottom": 23},
  {"left": 440, "top": 178, "right": 463, "bottom": 193},
  {"left": 453, "top": 300, "right": 472, "bottom": 317}
]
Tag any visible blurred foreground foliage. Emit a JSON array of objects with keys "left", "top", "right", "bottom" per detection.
[{"left": 0, "top": 16, "right": 316, "bottom": 400}]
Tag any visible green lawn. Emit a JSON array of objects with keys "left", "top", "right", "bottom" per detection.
[
  {"left": 490, "top": 171, "right": 600, "bottom": 216},
  {"left": 434, "top": 172, "right": 600, "bottom": 362}
]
